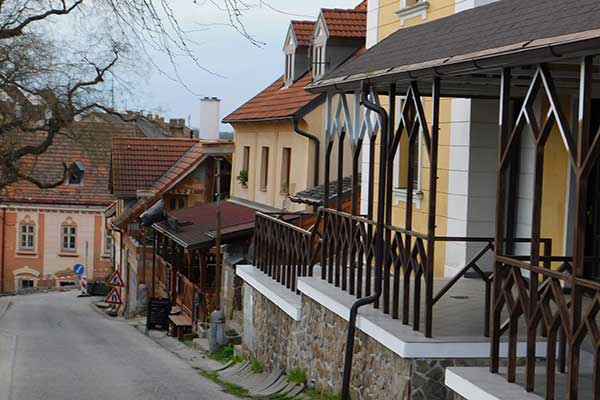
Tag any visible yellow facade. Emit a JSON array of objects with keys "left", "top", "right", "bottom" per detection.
[{"left": 371, "top": 1, "right": 572, "bottom": 276}]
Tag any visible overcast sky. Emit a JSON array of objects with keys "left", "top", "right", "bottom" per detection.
[{"left": 118, "top": 0, "right": 360, "bottom": 131}]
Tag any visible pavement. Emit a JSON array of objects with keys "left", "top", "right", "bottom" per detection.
[{"left": 0, "top": 291, "right": 237, "bottom": 400}]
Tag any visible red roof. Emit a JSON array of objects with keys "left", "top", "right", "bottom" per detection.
[
  {"left": 153, "top": 200, "right": 258, "bottom": 248},
  {"left": 292, "top": 20, "right": 315, "bottom": 46},
  {"left": 112, "top": 140, "right": 234, "bottom": 228},
  {"left": 110, "top": 137, "right": 197, "bottom": 197},
  {"left": 354, "top": 1, "right": 368, "bottom": 11},
  {"left": 321, "top": 8, "right": 366, "bottom": 38},
  {"left": 0, "top": 122, "right": 142, "bottom": 207},
  {"left": 223, "top": 72, "right": 321, "bottom": 123}
]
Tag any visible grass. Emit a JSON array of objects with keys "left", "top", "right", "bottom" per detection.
[
  {"left": 199, "top": 370, "right": 250, "bottom": 397},
  {"left": 182, "top": 339, "right": 195, "bottom": 348},
  {"left": 287, "top": 367, "right": 307, "bottom": 384},
  {"left": 304, "top": 388, "right": 342, "bottom": 400},
  {"left": 250, "top": 358, "right": 264, "bottom": 374},
  {"left": 209, "top": 344, "right": 243, "bottom": 365}
]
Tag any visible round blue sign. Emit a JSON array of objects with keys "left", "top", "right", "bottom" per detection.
[{"left": 73, "top": 264, "right": 85, "bottom": 275}]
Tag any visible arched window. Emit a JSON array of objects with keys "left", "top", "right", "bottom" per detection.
[
  {"left": 61, "top": 218, "right": 77, "bottom": 252},
  {"left": 18, "top": 216, "right": 36, "bottom": 251}
]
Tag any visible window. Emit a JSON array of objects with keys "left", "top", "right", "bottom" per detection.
[
  {"left": 393, "top": 97, "right": 422, "bottom": 195},
  {"left": 313, "top": 45, "right": 326, "bottom": 78},
  {"left": 280, "top": 147, "right": 291, "bottom": 194},
  {"left": 67, "top": 160, "right": 85, "bottom": 185},
  {"left": 104, "top": 230, "right": 113, "bottom": 255},
  {"left": 20, "top": 279, "right": 34, "bottom": 289},
  {"left": 398, "top": 0, "right": 429, "bottom": 25},
  {"left": 62, "top": 225, "right": 77, "bottom": 252},
  {"left": 260, "top": 146, "right": 269, "bottom": 191},
  {"left": 178, "top": 198, "right": 185, "bottom": 209},
  {"left": 284, "top": 52, "right": 294, "bottom": 85},
  {"left": 19, "top": 223, "right": 35, "bottom": 251}
]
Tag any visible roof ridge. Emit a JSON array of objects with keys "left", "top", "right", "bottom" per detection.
[{"left": 149, "top": 141, "right": 205, "bottom": 191}]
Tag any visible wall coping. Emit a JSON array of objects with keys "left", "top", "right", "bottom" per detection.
[
  {"left": 445, "top": 367, "right": 542, "bottom": 400},
  {"left": 297, "top": 276, "right": 546, "bottom": 359},
  {"left": 236, "top": 265, "right": 301, "bottom": 321}
]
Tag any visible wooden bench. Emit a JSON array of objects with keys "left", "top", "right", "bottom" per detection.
[{"left": 168, "top": 314, "right": 193, "bottom": 340}]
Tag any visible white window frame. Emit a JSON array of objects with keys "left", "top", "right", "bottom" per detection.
[
  {"left": 397, "top": 0, "right": 430, "bottom": 26},
  {"left": 62, "top": 225, "right": 77, "bottom": 252},
  {"left": 284, "top": 51, "right": 295, "bottom": 86},
  {"left": 19, "top": 223, "right": 35, "bottom": 251},
  {"left": 392, "top": 96, "right": 424, "bottom": 208},
  {"left": 312, "top": 18, "right": 328, "bottom": 79}
]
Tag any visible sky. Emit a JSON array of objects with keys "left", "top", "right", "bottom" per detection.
[{"left": 118, "top": 0, "right": 360, "bottom": 131}]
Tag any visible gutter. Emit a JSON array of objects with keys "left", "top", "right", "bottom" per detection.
[
  {"left": 293, "top": 117, "right": 320, "bottom": 188},
  {"left": 341, "top": 82, "right": 388, "bottom": 400}
]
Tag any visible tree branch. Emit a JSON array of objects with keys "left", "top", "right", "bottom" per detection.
[{"left": 0, "top": 0, "right": 84, "bottom": 39}]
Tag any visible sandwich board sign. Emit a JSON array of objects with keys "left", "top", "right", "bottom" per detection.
[
  {"left": 106, "top": 270, "right": 125, "bottom": 287},
  {"left": 104, "top": 287, "right": 123, "bottom": 305}
]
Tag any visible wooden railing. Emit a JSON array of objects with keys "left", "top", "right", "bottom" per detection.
[
  {"left": 253, "top": 212, "right": 314, "bottom": 292},
  {"left": 492, "top": 256, "right": 600, "bottom": 400}
]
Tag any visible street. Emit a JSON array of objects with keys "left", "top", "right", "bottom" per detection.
[{"left": 0, "top": 291, "right": 236, "bottom": 400}]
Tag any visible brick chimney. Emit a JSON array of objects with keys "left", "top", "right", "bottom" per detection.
[{"left": 169, "top": 118, "right": 186, "bottom": 137}]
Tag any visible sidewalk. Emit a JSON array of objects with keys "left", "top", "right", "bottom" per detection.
[{"left": 127, "top": 319, "right": 309, "bottom": 399}]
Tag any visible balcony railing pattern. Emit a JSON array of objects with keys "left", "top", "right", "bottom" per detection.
[{"left": 253, "top": 213, "right": 314, "bottom": 292}]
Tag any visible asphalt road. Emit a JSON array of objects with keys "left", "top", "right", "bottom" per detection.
[{"left": 0, "top": 291, "right": 236, "bottom": 400}]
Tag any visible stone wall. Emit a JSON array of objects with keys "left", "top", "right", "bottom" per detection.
[{"left": 243, "top": 284, "right": 489, "bottom": 400}]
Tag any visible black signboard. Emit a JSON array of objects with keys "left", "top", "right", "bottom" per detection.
[{"left": 146, "top": 297, "right": 171, "bottom": 331}]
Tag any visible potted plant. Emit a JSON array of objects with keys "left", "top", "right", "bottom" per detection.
[
  {"left": 280, "top": 181, "right": 289, "bottom": 194},
  {"left": 236, "top": 169, "right": 248, "bottom": 188}
]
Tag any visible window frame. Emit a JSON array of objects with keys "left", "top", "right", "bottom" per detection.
[
  {"left": 392, "top": 96, "right": 424, "bottom": 206},
  {"left": 104, "top": 229, "right": 113, "bottom": 257},
  {"left": 280, "top": 147, "right": 292, "bottom": 195},
  {"left": 61, "top": 224, "right": 77, "bottom": 253},
  {"left": 260, "top": 146, "right": 270, "bottom": 192},
  {"left": 19, "top": 222, "right": 36, "bottom": 252}
]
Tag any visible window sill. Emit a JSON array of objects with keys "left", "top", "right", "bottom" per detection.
[
  {"left": 16, "top": 250, "right": 38, "bottom": 257},
  {"left": 396, "top": 1, "right": 429, "bottom": 26},
  {"left": 393, "top": 188, "right": 424, "bottom": 208},
  {"left": 59, "top": 252, "right": 79, "bottom": 258}
]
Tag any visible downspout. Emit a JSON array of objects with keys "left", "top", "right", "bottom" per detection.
[
  {"left": 293, "top": 117, "right": 320, "bottom": 188},
  {"left": 341, "top": 83, "right": 388, "bottom": 400},
  {"left": 1, "top": 206, "right": 6, "bottom": 293}
]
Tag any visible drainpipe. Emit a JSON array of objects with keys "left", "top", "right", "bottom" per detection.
[
  {"left": 341, "top": 83, "right": 388, "bottom": 400},
  {"left": 1, "top": 206, "right": 6, "bottom": 293},
  {"left": 293, "top": 117, "right": 320, "bottom": 188}
]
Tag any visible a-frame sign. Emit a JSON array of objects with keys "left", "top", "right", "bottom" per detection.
[
  {"left": 106, "top": 270, "right": 125, "bottom": 287},
  {"left": 104, "top": 287, "right": 123, "bottom": 305}
]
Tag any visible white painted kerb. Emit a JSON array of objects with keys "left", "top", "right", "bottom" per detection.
[{"left": 236, "top": 265, "right": 301, "bottom": 321}]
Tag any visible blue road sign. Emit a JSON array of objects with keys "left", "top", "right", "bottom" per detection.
[{"left": 73, "top": 264, "right": 85, "bottom": 275}]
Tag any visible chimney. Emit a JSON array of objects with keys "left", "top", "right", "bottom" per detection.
[
  {"left": 169, "top": 118, "right": 186, "bottom": 137},
  {"left": 199, "top": 97, "right": 221, "bottom": 140}
]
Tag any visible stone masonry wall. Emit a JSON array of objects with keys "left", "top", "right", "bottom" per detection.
[{"left": 244, "top": 284, "right": 488, "bottom": 400}]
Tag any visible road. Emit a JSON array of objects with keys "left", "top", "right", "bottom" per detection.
[{"left": 0, "top": 291, "right": 235, "bottom": 400}]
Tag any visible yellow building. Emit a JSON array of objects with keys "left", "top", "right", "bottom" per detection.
[{"left": 223, "top": 3, "right": 368, "bottom": 213}]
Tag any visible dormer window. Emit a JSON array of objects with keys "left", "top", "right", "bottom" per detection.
[
  {"left": 313, "top": 45, "right": 326, "bottom": 78},
  {"left": 67, "top": 160, "right": 85, "bottom": 185},
  {"left": 284, "top": 52, "right": 294, "bottom": 86},
  {"left": 312, "top": 19, "right": 328, "bottom": 79}
]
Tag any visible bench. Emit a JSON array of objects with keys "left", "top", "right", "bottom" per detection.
[{"left": 168, "top": 314, "right": 193, "bottom": 340}]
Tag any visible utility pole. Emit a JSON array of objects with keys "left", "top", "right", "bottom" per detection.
[{"left": 215, "top": 158, "right": 222, "bottom": 310}]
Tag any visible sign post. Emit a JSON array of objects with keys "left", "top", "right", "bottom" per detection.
[{"left": 104, "top": 270, "right": 125, "bottom": 306}]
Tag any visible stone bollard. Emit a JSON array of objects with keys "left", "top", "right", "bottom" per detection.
[{"left": 209, "top": 309, "right": 226, "bottom": 353}]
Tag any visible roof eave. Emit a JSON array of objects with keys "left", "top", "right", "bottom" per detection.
[{"left": 306, "top": 29, "right": 600, "bottom": 93}]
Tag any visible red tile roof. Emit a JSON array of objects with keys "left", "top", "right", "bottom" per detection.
[
  {"left": 292, "top": 20, "right": 315, "bottom": 46},
  {"left": 112, "top": 140, "right": 234, "bottom": 228},
  {"left": 110, "top": 137, "right": 197, "bottom": 197},
  {"left": 321, "top": 8, "right": 366, "bottom": 38},
  {"left": 222, "top": 72, "right": 321, "bottom": 123},
  {"left": 354, "top": 0, "right": 368, "bottom": 11},
  {"left": 0, "top": 122, "right": 142, "bottom": 207}
]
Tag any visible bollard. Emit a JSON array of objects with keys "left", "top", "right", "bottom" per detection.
[{"left": 209, "top": 309, "right": 226, "bottom": 353}]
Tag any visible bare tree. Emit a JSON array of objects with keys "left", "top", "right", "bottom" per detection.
[{"left": 0, "top": 0, "right": 271, "bottom": 190}]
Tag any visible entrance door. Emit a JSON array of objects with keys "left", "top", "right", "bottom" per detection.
[{"left": 584, "top": 100, "right": 600, "bottom": 281}]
